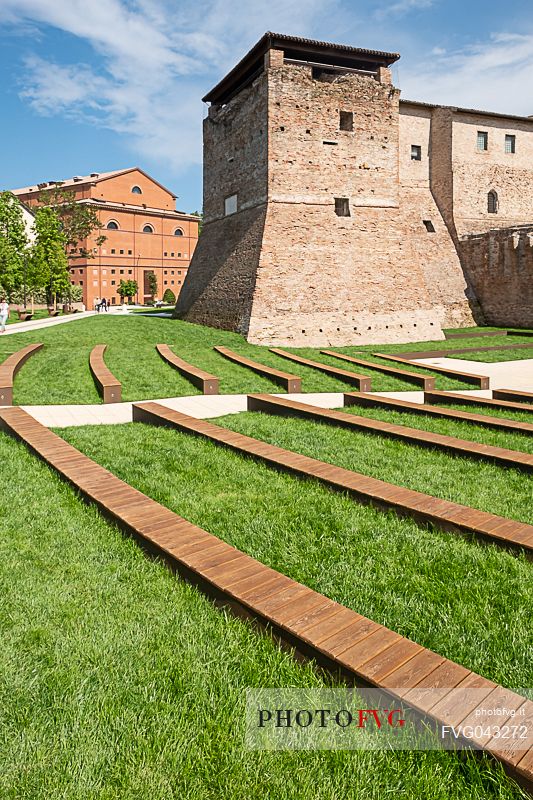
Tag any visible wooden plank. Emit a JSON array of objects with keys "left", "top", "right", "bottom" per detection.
[
  {"left": 321, "top": 350, "right": 435, "bottom": 389},
  {"left": 0, "top": 405, "right": 530, "bottom": 791},
  {"left": 425, "top": 391, "right": 533, "bottom": 415},
  {"left": 394, "top": 343, "right": 533, "bottom": 359},
  {"left": 373, "top": 353, "right": 490, "bottom": 388},
  {"left": 445, "top": 330, "right": 508, "bottom": 340},
  {"left": 0, "top": 343, "right": 43, "bottom": 406},
  {"left": 132, "top": 401, "right": 533, "bottom": 555},
  {"left": 246, "top": 393, "right": 533, "bottom": 473},
  {"left": 269, "top": 348, "right": 372, "bottom": 391},
  {"left": 492, "top": 388, "right": 533, "bottom": 405},
  {"left": 343, "top": 392, "right": 533, "bottom": 436},
  {"left": 156, "top": 344, "right": 219, "bottom": 394},
  {"left": 89, "top": 344, "right": 122, "bottom": 404},
  {"left": 213, "top": 346, "right": 301, "bottom": 392}
]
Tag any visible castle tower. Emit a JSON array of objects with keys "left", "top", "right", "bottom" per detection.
[{"left": 175, "top": 32, "right": 475, "bottom": 344}]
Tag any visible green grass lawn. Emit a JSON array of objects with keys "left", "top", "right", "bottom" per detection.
[
  {"left": 0, "top": 427, "right": 530, "bottom": 799},
  {"left": 453, "top": 347, "right": 533, "bottom": 362},
  {"left": 1, "top": 315, "right": 532, "bottom": 405}
]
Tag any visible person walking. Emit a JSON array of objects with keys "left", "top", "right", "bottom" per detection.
[
  {"left": 0, "top": 298, "right": 9, "bottom": 333},
  {"left": 101, "top": 297, "right": 107, "bottom": 312},
  {"left": 106, "top": 298, "right": 110, "bottom": 312}
]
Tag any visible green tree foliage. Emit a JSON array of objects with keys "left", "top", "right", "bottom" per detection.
[
  {"left": 0, "top": 192, "right": 28, "bottom": 299},
  {"left": 36, "top": 184, "right": 106, "bottom": 259},
  {"left": 31, "top": 207, "right": 69, "bottom": 304},
  {"left": 117, "top": 279, "right": 138, "bottom": 303},
  {"left": 147, "top": 270, "right": 157, "bottom": 297},
  {"left": 191, "top": 210, "right": 203, "bottom": 235},
  {"left": 162, "top": 288, "right": 175, "bottom": 304}
]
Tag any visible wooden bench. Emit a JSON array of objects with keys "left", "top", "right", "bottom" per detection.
[
  {"left": 445, "top": 330, "right": 508, "bottom": 340},
  {"left": 343, "top": 392, "right": 533, "bottom": 436},
  {"left": 157, "top": 344, "right": 219, "bottom": 394},
  {"left": 493, "top": 388, "right": 533, "bottom": 405},
  {"left": 394, "top": 343, "right": 533, "bottom": 359},
  {"left": 246, "top": 393, "right": 533, "bottom": 473},
  {"left": 1, "top": 404, "right": 531, "bottom": 792},
  {"left": 214, "top": 346, "right": 301, "bottom": 392},
  {"left": 48, "top": 309, "right": 61, "bottom": 317},
  {"left": 89, "top": 344, "right": 122, "bottom": 403},
  {"left": 321, "top": 350, "right": 435, "bottom": 389},
  {"left": 133, "top": 401, "right": 533, "bottom": 555},
  {"left": 16, "top": 310, "right": 33, "bottom": 322},
  {"left": 270, "top": 348, "right": 372, "bottom": 391},
  {"left": 373, "top": 353, "right": 490, "bottom": 388},
  {"left": 425, "top": 391, "right": 533, "bottom": 415},
  {"left": 0, "top": 343, "right": 43, "bottom": 405}
]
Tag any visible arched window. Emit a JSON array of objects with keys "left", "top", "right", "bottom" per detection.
[
  {"left": 106, "top": 220, "right": 119, "bottom": 230},
  {"left": 131, "top": 185, "right": 142, "bottom": 194},
  {"left": 488, "top": 190, "right": 498, "bottom": 214},
  {"left": 142, "top": 224, "right": 154, "bottom": 233},
  {"left": 174, "top": 228, "right": 184, "bottom": 236}
]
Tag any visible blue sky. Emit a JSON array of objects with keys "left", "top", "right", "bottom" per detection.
[{"left": 1, "top": 0, "right": 533, "bottom": 211}]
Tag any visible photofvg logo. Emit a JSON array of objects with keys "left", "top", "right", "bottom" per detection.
[{"left": 245, "top": 688, "right": 533, "bottom": 752}]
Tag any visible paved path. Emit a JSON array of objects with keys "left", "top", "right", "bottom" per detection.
[
  {"left": 1, "top": 310, "right": 98, "bottom": 335},
  {"left": 414, "top": 356, "right": 533, "bottom": 392}
]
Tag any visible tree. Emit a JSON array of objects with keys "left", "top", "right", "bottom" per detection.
[
  {"left": 35, "top": 183, "right": 106, "bottom": 260},
  {"left": 30, "top": 207, "right": 69, "bottom": 306},
  {"left": 0, "top": 192, "right": 28, "bottom": 300},
  {"left": 191, "top": 210, "right": 203, "bottom": 235},
  {"left": 117, "top": 279, "right": 138, "bottom": 303},
  {"left": 147, "top": 270, "right": 157, "bottom": 298},
  {"left": 162, "top": 288, "right": 175, "bottom": 304}
]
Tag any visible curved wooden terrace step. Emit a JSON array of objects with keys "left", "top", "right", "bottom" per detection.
[
  {"left": 321, "top": 350, "right": 435, "bottom": 389},
  {"left": 392, "top": 343, "right": 533, "bottom": 360},
  {"left": 132, "top": 401, "right": 533, "bottom": 555},
  {"left": 343, "top": 393, "right": 533, "bottom": 437},
  {"left": 373, "top": 353, "right": 490, "bottom": 388},
  {"left": 445, "top": 330, "right": 508, "bottom": 340},
  {"left": 493, "top": 388, "right": 533, "bottom": 405},
  {"left": 425, "top": 391, "right": 533, "bottom": 415},
  {"left": 0, "top": 405, "right": 531, "bottom": 791},
  {"left": 89, "top": 344, "right": 122, "bottom": 404},
  {"left": 214, "top": 346, "right": 301, "bottom": 392},
  {"left": 269, "top": 348, "right": 372, "bottom": 391},
  {"left": 246, "top": 394, "right": 533, "bottom": 474},
  {"left": 0, "top": 343, "right": 43, "bottom": 406},
  {"left": 157, "top": 344, "right": 219, "bottom": 394}
]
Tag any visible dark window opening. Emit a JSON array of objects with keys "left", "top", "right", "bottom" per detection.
[
  {"left": 488, "top": 190, "right": 498, "bottom": 214},
  {"left": 423, "top": 220, "right": 435, "bottom": 232},
  {"left": 334, "top": 197, "right": 350, "bottom": 217},
  {"left": 411, "top": 145, "right": 422, "bottom": 161},
  {"left": 477, "top": 131, "right": 488, "bottom": 151},
  {"left": 339, "top": 111, "right": 353, "bottom": 131},
  {"left": 505, "top": 134, "right": 516, "bottom": 154}
]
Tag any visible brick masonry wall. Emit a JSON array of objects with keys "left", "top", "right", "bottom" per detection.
[
  {"left": 176, "top": 56, "right": 480, "bottom": 343},
  {"left": 460, "top": 227, "right": 533, "bottom": 327}
]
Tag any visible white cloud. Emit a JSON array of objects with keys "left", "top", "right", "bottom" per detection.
[
  {"left": 401, "top": 32, "right": 533, "bottom": 116},
  {"left": 374, "top": 0, "right": 433, "bottom": 21},
  {"left": 2, "top": 0, "right": 336, "bottom": 174}
]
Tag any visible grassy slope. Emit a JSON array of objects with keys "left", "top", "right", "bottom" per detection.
[
  {"left": 60, "top": 420, "right": 533, "bottom": 689},
  {"left": 2, "top": 432, "right": 528, "bottom": 799},
  {"left": 1, "top": 315, "right": 532, "bottom": 405}
]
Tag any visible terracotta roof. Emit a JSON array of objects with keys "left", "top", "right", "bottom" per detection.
[
  {"left": 401, "top": 99, "right": 533, "bottom": 124},
  {"left": 76, "top": 198, "right": 200, "bottom": 221},
  {"left": 10, "top": 167, "right": 178, "bottom": 199}
]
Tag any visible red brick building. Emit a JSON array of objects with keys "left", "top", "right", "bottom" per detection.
[{"left": 12, "top": 167, "right": 199, "bottom": 308}]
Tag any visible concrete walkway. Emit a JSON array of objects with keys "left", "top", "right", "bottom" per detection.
[
  {"left": 1, "top": 310, "right": 98, "bottom": 335},
  {"left": 414, "top": 356, "right": 533, "bottom": 392}
]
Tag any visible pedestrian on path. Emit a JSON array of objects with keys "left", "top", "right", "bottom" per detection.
[
  {"left": 100, "top": 297, "right": 107, "bottom": 312},
  {"left": 0, "top": 298, "right": 9, "bottom": 332}
]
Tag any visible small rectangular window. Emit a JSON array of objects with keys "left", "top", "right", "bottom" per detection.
[
  {"left": 224, "top": 194, "right": 237, "bottom": 216},
  {"left": 128, "top": 270, "right": 132, "bottom": 275},
  {"left": 334, "top": 197, "right": 350, "bottom": 217},
  {"left": 477, "top": 131, "right": 488, "bottom": 151},
  {"left": 112, "top": 297, "right": 116, "bottom": 304},
  {"left": 171, "top": 252, "right": 174, "bottom": 257},
  {"left": 164, "top": 252, "right": 167, "bottom": 257},
  {"left": 120, "top": 269, "right": 124, "bottom": 274},
  {"left": 505, "top": 134, "right": 516, "bottom": 154},
  {"left": 423, "top": 220, "right": 435, "bottom": 232},
  {"left": 119, "top": 249, "right": 124, "bottom": 254},
  {"left": 339, "top": 111, "right": 353, "bottom": 131},
  {"left": 411, "top": 145, "right": 422, "bottom": 161},
  {"left": 111, "top": 269, "right": 115, "bottom": 274},
  {"left": 111, "top": 248, "right": 115, "bottom": 254},
  {"left": 111, "top": 280, "right": 115, "bottom": 285},
  {"left": 128, "top": 250, "right": 132, "bottom": 255}
]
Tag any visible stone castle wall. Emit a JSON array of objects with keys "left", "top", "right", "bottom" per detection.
[{"left": 460, "top": 226, "right": 533, "bottom": 328}]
